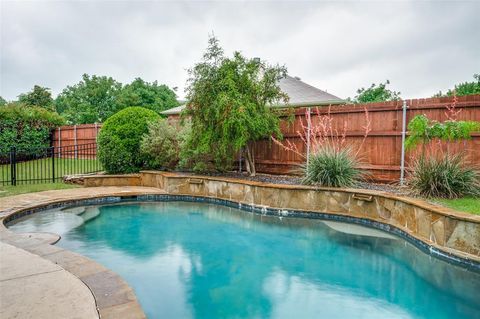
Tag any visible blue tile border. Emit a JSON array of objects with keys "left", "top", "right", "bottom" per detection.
[{"left": 4, "top": 194, "right": 480, "bottom": 272}]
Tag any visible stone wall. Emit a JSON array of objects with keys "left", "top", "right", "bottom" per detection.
[
  {"left": 81, "top": 171, "right": 480, "bottom": 262},
  {"left": 82, "top": 174, "right": 142, "bottom": 187}
]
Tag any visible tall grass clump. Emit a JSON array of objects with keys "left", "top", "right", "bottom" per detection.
[
  {"left": 302, "top": 146, "right": 363, "bottom": 187},
  {"left": 409, "top": 154, "right": 480, "bottom": 199}
]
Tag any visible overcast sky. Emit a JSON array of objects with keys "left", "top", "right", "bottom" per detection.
[{"left": 1, "top": 0, "right": 479, "bottom": 102}]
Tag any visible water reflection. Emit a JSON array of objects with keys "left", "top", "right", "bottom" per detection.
[
  {"left": 8, "top": 202, "right": 480, "bottom": 319},
  {"left": 125, "top": 244, "right": 196, "bottom": 319},
  {"left": 9, "top": 207, "right": 85, "bottom": 235},
  {"left": 263, "top": 270, "right": 411, "bottom": 319}
]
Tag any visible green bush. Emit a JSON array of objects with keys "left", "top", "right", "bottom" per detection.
[
  {"left": 302, "top": 146, "right": 363, "bottom": 187},
  {"left": 140, "top": 119, "right": 190, "bottom": 170},
  {"left": 97, "top": 107, "right": 160, "bottom": 173},
  {"left": 177, "top": 134, "right": 216, "bottom": 173},
  {"left": 409, "top": 154, "right": 480, "bottom": 199},
  {"left": 0, "top": 102, "right": 65, "bottom": 152},
  {"left": 405, "top": 114, "right": 480, "bottom": 151}
]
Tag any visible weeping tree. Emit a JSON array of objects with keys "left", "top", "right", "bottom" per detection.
[{"left": 182, "top": 36, "right": 288, "bottom": 175}]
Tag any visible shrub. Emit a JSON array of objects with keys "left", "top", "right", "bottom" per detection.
[
  {"left": 405, "top": 114, "right": 480, "bottom": 152},
  {"left": 409, "top": 154, "right": 480, "bottom": 199},
  {"left": 140, "top": 119, "right": 190, "bottom": 170},
  {"left": 302, "top": 146, "right": 363, "bottom": 187},
  {"left": 97, "top": 107, "right": 160, "bottom": 173},
  {"left": 0, "top": 102, "right": 65, "bottom": 152},
  {"left": 177, "top": 132, "right": 217, "bottom": 173}
]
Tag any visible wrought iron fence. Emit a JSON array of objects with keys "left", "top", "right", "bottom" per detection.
[{"left": 0, "top": 143, "right": 102, "bottom": 186}]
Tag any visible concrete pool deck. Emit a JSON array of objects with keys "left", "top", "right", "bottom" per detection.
[
  {"left": 0, "top": 242, "right": 98, "bottom": 319},
  {"left": 0, "top": 186, "right": 165, "bottom": 319}
]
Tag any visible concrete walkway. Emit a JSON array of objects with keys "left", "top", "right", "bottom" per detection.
[
  {"left": 0, "top": 186, "right": 164, "bottom": 319},
  {"left": 0, "top": 242, "right": 98, "bottom": 319}
]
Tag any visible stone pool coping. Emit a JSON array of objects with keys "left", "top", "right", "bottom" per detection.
[{"left": 0, "top": 186, "right": 166, "bottom": 319}]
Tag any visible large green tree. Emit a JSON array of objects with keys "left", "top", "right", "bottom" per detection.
[
  {"left": 351, "top": 80, "right": 401, "bottom": 103},
  {"left": 18, "top": 85, "right": 55, "bottom": 111},
  {"left": 117, "top": 78, "right": 178, "bottom": 113},
  {"left": 0, "top": 96, "right": 7, "bottom": 106},
  {"left": 182, "top": 36, "right": 288, "bottom": 175},
  {"left": 55, "top": 74, "right": 178, "bottom": 124},
  {"left": 55, "top": 74, "right": 123, "bottom": 124},
  {"left": 434, "top": 74, "right": 480, "bottom": 97}
]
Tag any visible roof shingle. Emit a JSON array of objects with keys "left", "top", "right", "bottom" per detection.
[{"left": 162, "top": 75, "right": 344, "bottom": 115}]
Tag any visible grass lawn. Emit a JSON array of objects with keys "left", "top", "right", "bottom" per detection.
[
  {"left": 0, "top": 182, "right": 80, "bottom": 198},
  {"left": 1, "top": 158, "right": 101, "bottom": 184},
  {"left": 435, "top": 197, "right": 480, "bottom": 215}
]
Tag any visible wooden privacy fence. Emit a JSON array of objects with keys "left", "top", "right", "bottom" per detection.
[
  {"left": 52, "top": 124, "right": 101, "bottom": 158},
  {"left": 51, "top": 95, "right": 480, "bottom": 182},
  {"left": 254, "top": 95, "right": 480, "bottom": 182}
]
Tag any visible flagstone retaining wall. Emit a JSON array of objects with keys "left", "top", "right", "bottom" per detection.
[{"left": 79, "top": 171, "right": 480, "bottom": 266}]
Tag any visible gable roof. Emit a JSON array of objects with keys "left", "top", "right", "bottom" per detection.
[
  {"left": 162, "top": 75, "right": 344, "bottom": 115},
  {"left": 277, "top": 75, "right": 343, "bottom": 107}
]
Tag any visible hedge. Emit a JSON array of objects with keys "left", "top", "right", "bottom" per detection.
[
  {"left": 97, "top": 107, "right": 160, "bottom": 173},
  {"left": 0, "top": 103, "right": 65, "bottom": 153}
]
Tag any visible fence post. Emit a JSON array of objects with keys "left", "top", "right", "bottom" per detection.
[
  {"left": 58, "top": 127, "right": 62, "bottom": 158},
  {"left": 74, "top": 124, "right": 78, "bottom": 159},
  {"left": 95, "top": 123, "right": 98, "bottom": 142},
  {"left": 306, "top": 108, "right": 311, "bottom": 168},
  {"left": 10, "top": 147, "right": 16, "bottom": 186},
  {"left": 400, "top": 100, "right": 408, "bottom": 185},
  {"left": 51, "top": 146, "right": 55, "bottom": 183}
]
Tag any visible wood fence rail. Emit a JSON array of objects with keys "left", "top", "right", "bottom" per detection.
[
  {"left": 51, "top": 94, "right": 480, "bottom": 183},
  {"left": 253, "top": 94, "right": 480, "bottom": 182},
  {"left": 52, "top": 124, "right": 100, "bottom": 148}
]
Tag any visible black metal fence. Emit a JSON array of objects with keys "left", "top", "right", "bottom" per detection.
[{"left": 0, "top": 143, "right": 102, "bottom": 186}]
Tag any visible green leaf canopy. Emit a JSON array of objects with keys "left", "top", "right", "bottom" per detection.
[{"left": 182, "top": 36, "right": 288, "bottom": 173}]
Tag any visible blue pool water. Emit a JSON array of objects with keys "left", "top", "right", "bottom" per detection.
[{"left": 8, "top": 202, "right": 480, "bottom": 319}]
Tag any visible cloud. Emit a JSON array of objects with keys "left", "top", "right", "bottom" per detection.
[{"left": 1, "top": 0, "right": 479, "bottom": 101}]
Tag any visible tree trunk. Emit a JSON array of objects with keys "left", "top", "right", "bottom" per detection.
[
  {"left": 238, "top": 148, "right": 243, "bottom": 173},
  {"left": 245, "top": 144, "right": 256, "bottom": 176},
  {"left": 244, "top": 148, "right": 251, "bottom": 174}
]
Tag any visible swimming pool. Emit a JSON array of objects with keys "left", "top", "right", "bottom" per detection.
[{"left": 8, "top": 201, "right": 480, "bottom": 319}]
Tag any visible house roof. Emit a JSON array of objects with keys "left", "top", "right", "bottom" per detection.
[
  {"left": 162, "top": 104, "right": 187, "bottom": 115},
  {"left": 277, "top": 75, "right": 343, "bottom": 107},
  {"left": 162, "top": 75, "right": 344, "bottom": 115}
]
